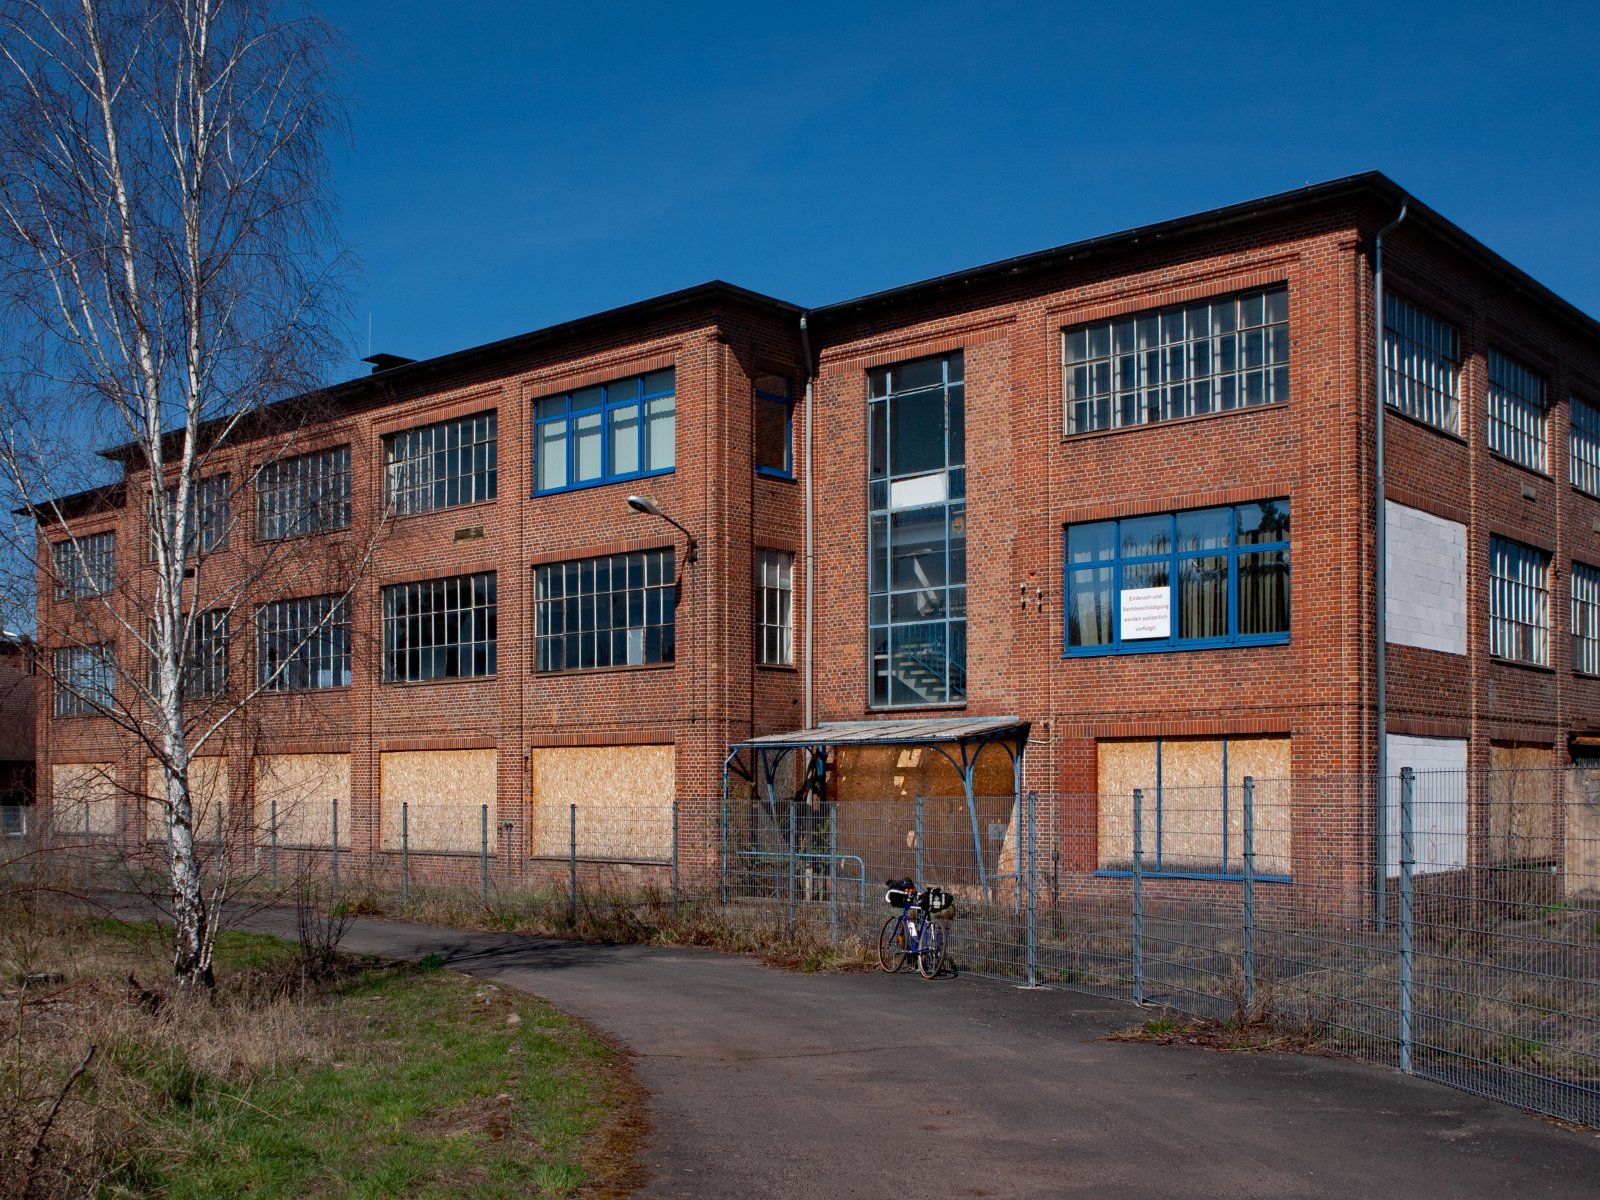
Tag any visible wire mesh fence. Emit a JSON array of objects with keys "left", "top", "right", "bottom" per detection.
[{"left": 5, "top": 766, "right": 1599, "bottom": 1126}]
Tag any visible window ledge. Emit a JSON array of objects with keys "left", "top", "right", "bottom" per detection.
[
  {"left": 381, "top": 673, "right": 498, "bottom": 688},
  {"left": 387, "top": 497, "right": 498, "bottom": 524},
  {"left": 533, "top": 661, "right": 676, "bottom": 679},
  {"left": 1063, "top": 636, "right": 1290, "bottom": 659},
  {"left": 1094, "top": 868, "right": 1293, "bottom": 885},
  {"left": 867, "top": 702, "right": 968, "bottom": 714},
  {"left": 531, "top": 466, "right": 675, "bottom": 500},
  {"left": 1060, "top": 400, "right": 1286, "bottom": 445},
  {"left": 1488, "top": 655, "right": 1555, "bottom": 675},
  {"left": 1571, "top": 483, "right": 1600, "bottom": 504},
  {"left": 1385, "top": 404, "right": 1467, "bottom": 445},
  {"left": 756, "top": 662, "right": 798, "bottom": 673},
  {"left": 1486, "top": 451, "right": 1553, "bottom": 482},
  {"left": 756, "top": 467, "right": 797, "bottom": 482},
  {"left": 257, "top": 685, "right": 352, "bottom": 697}
]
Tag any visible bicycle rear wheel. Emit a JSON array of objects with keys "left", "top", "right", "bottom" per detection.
[
  {"left": 877, "top": 914, "right": 911, "bottom": 972},
  {"left": 917, "top": 920, "right": 946, "bottom": 979}
]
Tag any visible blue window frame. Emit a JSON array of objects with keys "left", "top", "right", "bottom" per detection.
[
  {"left": 868, "top": 352, "right": 966, "bottom": 707},
  {"left": 754, "top": 374, "right": 793, "bottom": 478},
  {"left": 1064, "top": 500, "right": 1290, "bottom": 656},
  {"left": 533, "top": 368, "right": 675, "bottom": 495}
]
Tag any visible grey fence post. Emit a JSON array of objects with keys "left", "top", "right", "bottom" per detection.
[
  {"left": 1025, "top": 790, "right": 1038, "bottom": 988},
  {"left": 1012, "top": 792, "right": 1023, "bottom": 915},
  {"left": 1399, "top": 766, "right": 1416, "bottom": 1074},
  {"left": 1242, "top": 776, "right": 1257, "bottom": 1016},
  {"left": 671, "top": 797, "right": 680, "bottom": 913},
  {"left": 330, "top": 796, "right": 339, "bottom": 906},
  {"left": 401, "top": 802, "right": 410, "bottom": 910},
  {"left": 827, "top": 800, "right": 839, "bottom": 943},
  {"left": 568, "top": 803, "right": 578, "bottom": 926},
  {"left": 719, "top": 797, "right": 729, "bottom": 906},
  {"left": 269, "top": 797, "right": 279, "bottom": 894},
  {"left": 82, "top": 801, "right": 90, "bottom": 890},
  {"left": 1132, "top": 788, "right": 1145, "bottom": 1005},
  {"left": 480, "top": 804, "right": 489, "bottom": 905},
  {"left": 787, "top": 799, "right": 798, "bottom": 936},
  {"left": 913, "top": 794, "right": 925, "bottom": 885}
]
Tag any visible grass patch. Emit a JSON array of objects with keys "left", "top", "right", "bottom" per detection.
[
  {"left": 1, "top": 904, "right": 641, "bottom": 1199},
  {"left": 1108, "top": 1006, "right": 1328, "bottom": 1055}
]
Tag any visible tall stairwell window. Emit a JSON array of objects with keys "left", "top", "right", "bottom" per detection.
[{"left": 868, "top": 352, "right": 966, "bottom": 707}]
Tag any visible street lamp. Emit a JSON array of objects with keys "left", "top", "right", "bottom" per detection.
[{"left": 625, "top": 494, "right": 697, "bottom": 562}]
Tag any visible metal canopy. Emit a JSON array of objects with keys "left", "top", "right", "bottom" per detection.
[{"left": 731, "top": 716, "right": 1029, "bottom": 751}]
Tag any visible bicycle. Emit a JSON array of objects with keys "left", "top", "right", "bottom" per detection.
[{"left": 877, "top": 877, "right": 952, "bottom": 979}]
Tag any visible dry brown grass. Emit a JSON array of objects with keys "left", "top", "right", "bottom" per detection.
[
  {"left": 359, "top": 881, "right": 878, "bottom": 973},
  {"left": 0, "top": 896, "right": 346, "bottom": 1199}
]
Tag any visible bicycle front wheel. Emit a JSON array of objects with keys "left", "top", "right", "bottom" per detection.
[
  {"left": 877, "top": 914, "right": 911, "bottom": 972},
  {"left": 917, "top": 921, "right": 946, "bottom": 979}
]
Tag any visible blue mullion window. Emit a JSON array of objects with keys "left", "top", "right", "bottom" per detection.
[
  {"left": 533, "top": 368, "right": 675, "bottom": 496},
  {"left": 1065, "top": 500, "right": 1290, "bottom": 656},
  {"left": 755, "top": 375, "right": 794, "bottom": 479}
]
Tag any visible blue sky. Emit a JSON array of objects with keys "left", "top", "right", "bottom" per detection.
[{"left": 320, "top": 0, "right": 1600, "bottom": 373}]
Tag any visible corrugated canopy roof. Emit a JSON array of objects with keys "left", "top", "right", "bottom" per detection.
[{"left": 732, "top": 716, "right": 1028, "bottom": 750}]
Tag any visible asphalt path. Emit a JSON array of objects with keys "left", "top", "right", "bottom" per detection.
[{"left": 207, "top": 909, "right": 1600, "bottom": 1199}]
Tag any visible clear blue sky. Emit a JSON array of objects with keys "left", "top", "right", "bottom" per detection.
[{"left": 320, "top": 0, "right": 1600, "bottom": 374}]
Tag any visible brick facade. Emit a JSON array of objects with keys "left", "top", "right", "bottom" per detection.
[{"left": 32, "top": 173, "right": 1600, "bottom": 889}]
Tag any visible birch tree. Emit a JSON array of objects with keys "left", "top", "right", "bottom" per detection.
[{"left": 0, "top": 0, "right": 352, "bottom": 986}]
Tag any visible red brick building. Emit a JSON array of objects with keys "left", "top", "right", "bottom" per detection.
[
  {"left": 0, "top": 635, "right": 35, "bottom": 814},
  {"left": 31, "top": 172, "right": 1600, "bottom": 889}
]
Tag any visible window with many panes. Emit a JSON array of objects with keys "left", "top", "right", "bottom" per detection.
[
  {"left": 533, "top": 549, "right": 676, "bottom": 672},
  {"left": 1572, "top": 397, "right": 1600, "bottom": 498},
  {"left": 383, "top": 413, "right": 497, "bottom": 515},
  {"left": 756, "top": 549, "right": 794, "bottom": 666},
  {"left": 54, "top": 645, "right": 114, "bottom": 716},
  {"left": 1489, "top": 536, "right": 1549, "bottom": 665},
  {"left": 157, "top": 610, "right": 228, "bottom": 698},
  {"left": 1384, "top": 294, "right": 1460, "bottom": 433},
  {"left": 52, "top": 531, "right": 115, "bottom": 599},
  {"left": 533, "top": 368, "right": 675, "bottom": 494},
  {"left": 382, "top": 572, "right": 496, "bottom": 682},
  {"left": 153, "top": 475, "right": 230, "bottom": 557},
  {"left": 257, "top": 445, "right": 351, "bottom": 540},
  {"left": 1487, "top": 351, "right": 1547, "bottom": 472},
  {"left": 1064, "top": 287, "right": 1289, "bottom": 435},
  {"left": 1574, "top": 564, "right": 1600, "bottom": 676},
  {"left": 869, "top": 352, "right": 965, "bottom": 707},
  {"left": 257, "top": 595, "right": 350, "bottom": 691},
  {"left": 1065, "top": 500, "right": 1291, "bottom": 655},
  {"left": 754, "top": 375, "right": 793, "bottom": 478}
]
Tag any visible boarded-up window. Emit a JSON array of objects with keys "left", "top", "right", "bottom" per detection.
[
  {"left": 380, "top": 749, "right": 497, "bottom": 853},
  {"left": 1488, "top": 744, "right": 1556, "bottom": 864},
  {"left": 528, "top": 745, "right": 673, "bottom": 861},
  {"left": 145, "top": 758, "right": 229, "bottom": 842},
  {"left": 254, "top": 754, "right": 351, "bottom": 848},
  {"left": 52, "top": 762, "right": 118, "bottom": 836},
  {"left": 1096, "top": 737, "right": 1291, "bottom": 876},
  {"left": 1564, "top": 768, "right": 1600, "bottom": 897},
  {"left": 824, "top": 745, "right": 1019, "bottom": 897},
  {"left": 1385, "top": 735, "right": 1468, "bottom": 876}
]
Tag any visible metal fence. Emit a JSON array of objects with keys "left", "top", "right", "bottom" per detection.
[{"left": 5, "top": 766, "right": 1599, "bottom": 1128}]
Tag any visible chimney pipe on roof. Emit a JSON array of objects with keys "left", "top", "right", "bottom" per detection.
[{"left": 362, "top": 353, "right": 415, "bottom": 374}]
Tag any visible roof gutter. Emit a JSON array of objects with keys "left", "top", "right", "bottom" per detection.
[
  {"left": 800, "top": 312, "right": 816, "bottom": 729},
  {"left": 1373, "top": 198, "right": 1408, "bottom": 926}
]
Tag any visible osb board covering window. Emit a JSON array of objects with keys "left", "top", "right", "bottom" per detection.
[
  {"left": 528, "top": 745, "right": 673, "bottom": 860},
  {"left": 51, "top": 762, "right": 118, "bottom": 835},
  {"left": 380, "top": 749, "right": 497, "bottom": 853},
  {"left": 1489, "top": 744, "right": 1556, "bottom": 864},
  {"left": 826, "top": 746, "right": 1020, "bottom": 902},
  {"left": 254, "top": 754, "right": 351, "bottom": 848},
  {"left": 829, "top": 744, "right": 1013, "bottom": 804},
  {"left": 1095, "top": 737, "right": 1290, "bottom": 875},
  {"left": 1565, "top": 769, "right": 1600, "bottom": 896},
  {"left": 145, "top": 758, "right": 228, "bottom": 842}
]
